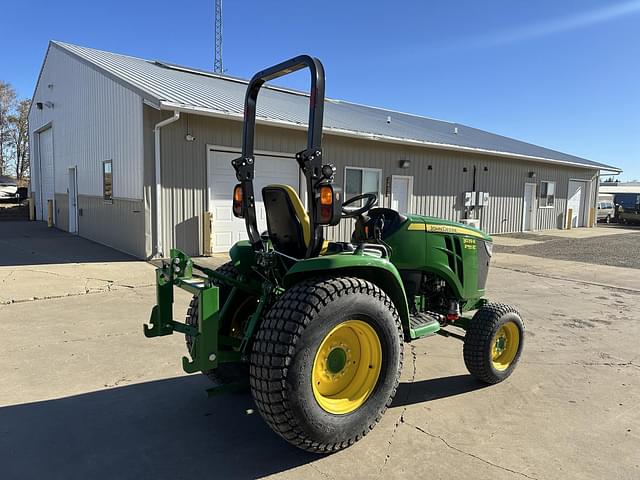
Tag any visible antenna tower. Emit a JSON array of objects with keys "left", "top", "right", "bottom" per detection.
[{"left": 214, "top": 0, "right": 223, "bottom": 73}]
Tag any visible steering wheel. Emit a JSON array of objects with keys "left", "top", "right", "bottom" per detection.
[{"left": 342, "top": 193, "right": 378, "bottom": 218}]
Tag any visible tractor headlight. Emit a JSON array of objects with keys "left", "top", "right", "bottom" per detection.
[{"left": 484, "top": 241, "right": 493, "bottom": 258}]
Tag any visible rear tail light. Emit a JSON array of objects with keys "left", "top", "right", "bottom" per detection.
[
  {"left": 315, "top": 184, "right": 342, "bottom": 226},
  {"left": 232, "top": 184, "right": 243, "bottom": 218}
]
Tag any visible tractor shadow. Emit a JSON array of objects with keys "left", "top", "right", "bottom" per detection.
[
  {"left": 393, "top": 374, "right": 489, "bottom": 407},
  {"left": 0, "top": 375, "right": 316, "bottom": 479}
]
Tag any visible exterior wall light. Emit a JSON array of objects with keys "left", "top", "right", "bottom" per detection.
[
  {"left": 400, "top": 160, "right": 411, "bottom": 169},
  {"left": 528, "top": 171, "right": 537, "bottom": 178},
  {"left": 185, "top": 134, "right": 196, "bottom": 142}
]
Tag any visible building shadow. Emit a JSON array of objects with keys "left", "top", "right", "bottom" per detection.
[
  {"left": 392, "top": 374, "right": 488, "bottom": 408},
  {"left": 0, "top": 375, "right": 316, "bottom": 480},
  {"left": 0, "top": 201, "right": 29, "bottom": 220},
  {"left": 0, "top": 221, "right": 136, "bottom": 266},
  {"left": 174, "top": 216, "right": 201, "bottom": 257}
]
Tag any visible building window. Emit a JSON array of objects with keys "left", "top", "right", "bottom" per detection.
[
  {"left": 539, "top": 181, "right": 555, "bottom": 208},
  {"left": 103, "top": 160, "right": 113, "bottom": 202},
  {"left": 345, "top": 167, "right": 382, "bottom": 205}
]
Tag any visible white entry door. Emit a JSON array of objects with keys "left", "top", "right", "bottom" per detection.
[
  {"left": 523, "top": 183, "right": 536, "bottom": 231},
  {"left": 68, "top": 167, "right": 78, "bottom": 233},
  {"left": 207, "top": 149, "right": 300, "bottom": 253},
  {"left": 38, "top": 128, "right": 54, "bottom": 222},
  {"left": 567, "top": 180, "right": 585, "bottom": 228},
  {"left": 391, "top": 175, "right": 412, "bottom": 213}
]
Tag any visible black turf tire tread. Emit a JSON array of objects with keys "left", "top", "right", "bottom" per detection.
[
  {"left": 249, "top": 276, "right": 404, "bottom": 453},
  {"left": 186, "top": 262, "right": 247, "bottom": 384},
  {"left": 463, "top": 303, "right": 524, "bottom": 384}
]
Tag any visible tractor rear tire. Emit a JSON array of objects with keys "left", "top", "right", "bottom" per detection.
[
  {"left": 186, "top": 262, "right": 248, "bottom": 385},
  {"left": 250, "top": 276, "right": 404, "bottom": 453},
  {"left": 463, "top": 303, "right": 524, "bottom": 384}
]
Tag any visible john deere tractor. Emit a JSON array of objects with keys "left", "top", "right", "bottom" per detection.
[{"left": 144, "top": 55, "right": 524, "bottom": 453}]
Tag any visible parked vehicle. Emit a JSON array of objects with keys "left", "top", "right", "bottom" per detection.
[
  {"left": 597, "top": 194, "right": 615, "bottom": 223},
  {"left": 615, "top": 192, "right": 640, "bottom": 225},
  {"left": 0, "top": 176, "right": 19, "bottom": 201}
]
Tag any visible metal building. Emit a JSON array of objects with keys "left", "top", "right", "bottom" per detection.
[{"left": 29, "top": 42, "right": 620, "bottom": 258}]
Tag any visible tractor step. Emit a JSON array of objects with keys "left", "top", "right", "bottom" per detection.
[{"left": 409, "top": 311, "right": 441, "bottom": 339}]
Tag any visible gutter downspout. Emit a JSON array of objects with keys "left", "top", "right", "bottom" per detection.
[{"left": 153, "top": 111, "right": 180, "bottom": 257}]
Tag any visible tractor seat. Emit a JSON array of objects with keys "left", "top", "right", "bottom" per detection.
[
  {"left": 263, "top": 184, "right": 311, "bottom": 259},
  {"left": 262, "top": 184, "right": 354, "bottom": 259}
]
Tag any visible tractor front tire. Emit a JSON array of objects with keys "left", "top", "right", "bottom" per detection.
[
  {"left": 250, "top": 277, "right": 403, "bottom": 453},
  {"left": 186, "top": 262, "right": 248, "bottom": 385},
  {"left": 463, "top": 303, "right": 524, "bottom": 384}
]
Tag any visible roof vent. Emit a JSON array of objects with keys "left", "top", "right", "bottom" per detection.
[
  {"left": 386, "top": 116, "right": 391, "bottom": 124},
  {"left": 454, "top": 126, "right": 459, "bottom": 134}
]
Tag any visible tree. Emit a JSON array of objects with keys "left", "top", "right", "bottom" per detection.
[
  {"left": 0, "top": 81, "right": 17, "bottom": 176},
  {"left": 9, "top": 99, "right": 30, "bottom": 181}
]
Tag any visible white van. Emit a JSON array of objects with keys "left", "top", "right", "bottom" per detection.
[{"left": 597, "top": 194, "right": 615, "bottom": 223}]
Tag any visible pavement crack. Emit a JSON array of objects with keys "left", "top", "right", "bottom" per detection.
[
  {"left": 380, "top": 343, "right": 417, "bottom": 474},
  {"left": 0, "top": 283, "right": 154, "bottom": 305},
  {"left": 0, "top": 269, "right": 15, "bottom": 285},
  {"left": 104, "top": 376, "right": 130, "bottom": 388},
  {"left": 18, "top": 268, "right": 70, "bottom": 278},
  {"left": 576, "top": 361, "right": 640, "bottom": 369},
  {"left": 493, "top": 265, "right": 640, "bottom": 295},
  {"left": 308, "top": 463, "right": 335, "bottom": 480},
  {"left": 403, "top": 419, "right": 539, "bottom": 480}
]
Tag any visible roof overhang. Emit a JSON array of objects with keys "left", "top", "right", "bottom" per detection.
[{"left": 159, "top": 101, "right": 621, "bottom": 173}]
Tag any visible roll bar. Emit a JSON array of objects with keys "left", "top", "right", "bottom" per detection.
[{"left": 232, "top": 55, "right": 334, "bottom": 255}]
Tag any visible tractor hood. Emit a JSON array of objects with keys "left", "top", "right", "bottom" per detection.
[{"left": 404, "top": 214, "right": 492, "bottom": 242}]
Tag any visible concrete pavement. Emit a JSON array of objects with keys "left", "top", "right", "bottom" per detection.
[{"left": 0, "top": 223, "right": 638, "bottom": 479}]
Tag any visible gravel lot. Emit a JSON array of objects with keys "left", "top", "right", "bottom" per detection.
[{"left": 495, "top": 225, "right": 640, "bottom": 269}]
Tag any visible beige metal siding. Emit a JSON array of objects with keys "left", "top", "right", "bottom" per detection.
[
  {"left": 323, "top": 136, "right": 597, "bottom": 240},
  {"left": 144, "top": 108, "right": 599, "bottom": 254},
  {"left": 144, "top": 107, "right": 305, "bottom": 256},
  {"left": 54, "top": 193, "right": 69, "bottom": 232},
  {"left": 77, "top": 195, "right": 146, "bottom": 257}
]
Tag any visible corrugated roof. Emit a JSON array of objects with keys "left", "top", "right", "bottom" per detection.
[
  {"left": 600, "top": 184, "right": 640, "bottom": 194},
  {"left": 50, "top": 41, "right": 619, "bottom": 172}
]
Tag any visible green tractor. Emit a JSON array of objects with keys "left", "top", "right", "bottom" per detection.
[{"left": 144, "top": 55, "right": 524, "bottom": 453}]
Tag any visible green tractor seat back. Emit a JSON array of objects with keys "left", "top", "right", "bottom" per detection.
[{"left": 263, "top": 184, "right": 313, "bottom": 259}]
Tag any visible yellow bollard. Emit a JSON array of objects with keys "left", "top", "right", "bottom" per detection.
[
  {"left": 47, "top": 199, "right": 53, "bottom": 227},
  {"left": 202, "top": 211, "right": 213, "bottom": 256},
  {"left": 566, "top": 208, "right": 573, "bottom": 229},
  {"left": 28, "top": 194, "right": 35, "bottom": 221}
]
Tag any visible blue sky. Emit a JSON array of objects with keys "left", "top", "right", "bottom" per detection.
[{"left": 2, "top": 0, "right": 638, "bottom": 179}]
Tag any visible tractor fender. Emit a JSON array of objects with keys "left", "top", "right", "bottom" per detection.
[
  {"left": 229, "top": 241, "right": 257, "bottom": 275},
  {"left": 282, "top": 254, "right": 411, "bottom": 337}
]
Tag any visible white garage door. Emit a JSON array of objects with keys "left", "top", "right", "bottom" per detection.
[
  {"left": 38, "top": 128, "right": 54, "bottom": 222},
  {"left": 207, "top": 149, "right": 301, "bottom": 253}
]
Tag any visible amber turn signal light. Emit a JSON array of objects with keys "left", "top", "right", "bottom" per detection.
[
  {"left": 315, "top": 184, "right": 342, "bottom": 226},
  {"left": 320, "top": 185, "right": 333, "bottom": 206},
  {"left": 232, "top": 184, "right": 244, "bottom": 218}
]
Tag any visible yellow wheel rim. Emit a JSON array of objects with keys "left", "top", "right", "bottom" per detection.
[
  {"left": 491, "top": 321, "right": 520, "bottom": 371},
  {"left": 312, "top": 320, "right": 382, "bottom": 415}
]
